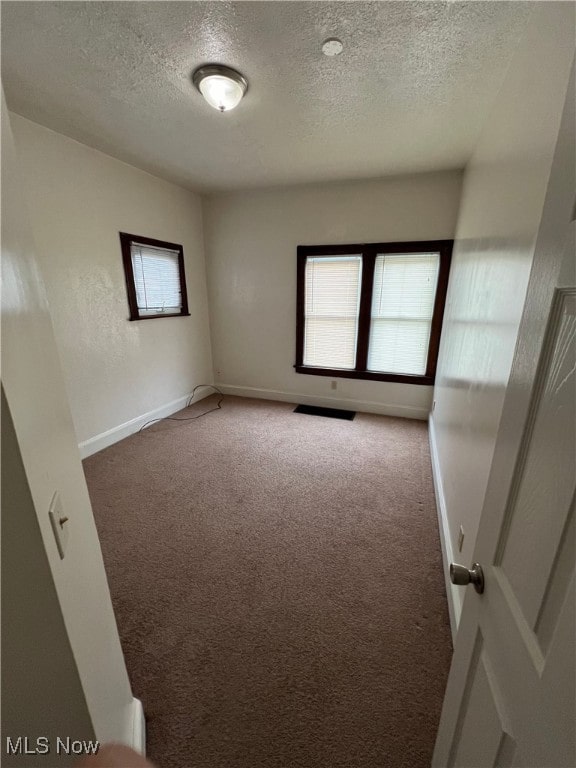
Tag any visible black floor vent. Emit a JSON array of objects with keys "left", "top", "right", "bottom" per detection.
[{"left": 294, "top": 404, "right": 356, "bottom": 421}]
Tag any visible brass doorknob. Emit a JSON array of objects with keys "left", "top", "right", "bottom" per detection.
[{"left": 450, "top": 562, "right": 484, "bottom": 594}]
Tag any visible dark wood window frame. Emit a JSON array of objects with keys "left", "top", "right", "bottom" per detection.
[
  {"left": 295, "top": 239, "right": 453, "bottom": 386},
  {"left": 120, "top": 232, "right": 191, "bottom": 321}
]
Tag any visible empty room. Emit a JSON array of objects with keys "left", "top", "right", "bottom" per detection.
[{"left": 2, "top": 2, "right": 574, "bottom": 767}]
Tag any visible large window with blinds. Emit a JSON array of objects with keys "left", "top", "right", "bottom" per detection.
[
  {"left": 120, "top": 232, "right": 190, "bottom": 321},
  {"left": 296, "top": 241, "right": 452, "bottom": 385}
]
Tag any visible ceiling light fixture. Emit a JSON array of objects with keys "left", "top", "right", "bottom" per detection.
[{"left": 192, "top": 64, "right": 248, "bottom": 112}]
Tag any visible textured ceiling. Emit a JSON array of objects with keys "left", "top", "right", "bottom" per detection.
[{"left": 1, "top": 1, "right": 531, "bottom": 193}]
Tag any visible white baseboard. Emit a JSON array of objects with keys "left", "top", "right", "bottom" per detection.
[
  {"left": 78, "top": 387, "right": 215, "bottom": 459},
  {"left": 130, "top": 697, "right": 146, "bottom": 755},
  {"left": 215, "top": 383, "right": 429, "bottom": 421},
  {"left": 428, "top": 414, "right": 461, "bottom": 643}
]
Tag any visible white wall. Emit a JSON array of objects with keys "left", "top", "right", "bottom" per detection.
[
  {"left": 10, "top": 114, "right": 213, "bottom": 453},
  {"left": 204, "top": 171, "right": 462, "bottom": 420},
  {"left": 2, "top": 387, "right": 95, "bottom": 767},
  {"left": 430, "top": 2, "right": 575, "bottom": 630},
  {"left": 1, "top": 93, "right": 138, "bottom": 747}
]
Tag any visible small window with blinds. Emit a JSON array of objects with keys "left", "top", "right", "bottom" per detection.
[
  {"left": 296, "top": 241, "right": 452, "bottom": 385},
  {"left": 120, "top": 233, "right": 190, "bottom": 321},
  {"left": 304, "top": 256, "right": 362, "bottom": 369}
]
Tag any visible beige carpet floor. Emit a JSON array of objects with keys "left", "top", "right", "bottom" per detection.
[{"left": 83, "top": 395, "right": 452, "bottom": 768}]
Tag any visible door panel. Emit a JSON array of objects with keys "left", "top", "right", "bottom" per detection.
[
  {"left": 535, "top": 494, "right": 574, "bottom": 653},
  {"left": 497, "top": 290, "right": 576, "bottom": 628},
  {"left": 450, "top": 635, "right": 516, "bottom": 768}
]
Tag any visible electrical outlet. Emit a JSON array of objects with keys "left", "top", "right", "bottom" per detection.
[
  {"left": 458, "top": 525, "right": 465, "bottom": 552},
  {"left": 331, "top": 381, "right": 337, "bottom": 391},
  {"left": 48, "top": 492, "right": 69, "bottom": 560}
]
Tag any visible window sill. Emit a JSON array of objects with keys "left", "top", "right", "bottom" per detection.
[
  {"left": 129, "top": 312, "right": 191, "bottom": 321},
  {"left": 294, "top": 365, "right": 434, "bottom": 386}
]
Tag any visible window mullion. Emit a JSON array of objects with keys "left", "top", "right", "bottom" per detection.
[
  {"left": 425, "top": 244, "right": 451, "bottom": 377},
  {"left": 355, "top": 248, "right": 376, "bottom": 371}
]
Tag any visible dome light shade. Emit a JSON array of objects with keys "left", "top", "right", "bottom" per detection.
[{"left": 192, "top": 65, "right": 248, "bottom": 112}]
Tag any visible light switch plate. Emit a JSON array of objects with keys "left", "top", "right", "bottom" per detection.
[{"left": 48, "top": 492, "right": 69, "bottom": 560}]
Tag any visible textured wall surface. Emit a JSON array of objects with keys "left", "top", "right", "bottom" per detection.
[
  {"left": 2, "top": 1, "right": 530, "bottom": 191},
  {"left": 431, "top": 2, "right": 575, "bottom": 590},
  {"left": 2, "top": 388, "right": 94, "bottom": 767},
  {"left": 2, "top": 94, "right": 134, "bottom": 746},
  {"left": 11, "top": 114, "right": 213, "bottom": 446},
  {"left": 205, "top": 170, "right": 462, "bottom": 417}
]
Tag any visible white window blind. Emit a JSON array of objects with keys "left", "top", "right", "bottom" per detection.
[
  {"left": 368, "top": 252, "right": 440, "bottom": 375},
  {"left": 130, "top": 243, "right": 182, "bottom": 316},
  {"left": 303, "top": 255, "right": 362, "bottom": 369}
]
